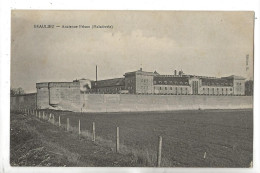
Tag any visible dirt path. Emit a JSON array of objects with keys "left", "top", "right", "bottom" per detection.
[{"left": 10, "top": 112, "right": 140, "bottom": 167}]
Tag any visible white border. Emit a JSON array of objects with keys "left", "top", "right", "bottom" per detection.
[{"left": 1, "top": 0, "right": 259, "bottom": 173}]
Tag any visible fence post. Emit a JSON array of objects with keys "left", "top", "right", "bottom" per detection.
[
  {"left": 116, "top": 127, "right": 119, "bottom": 153},
  {"left": 67, "top": 118, "right": 70, "bottom": 131},
  {"left": 157, "top": 136, "right": 162, "bottom": 167},
  {"left": 92, "top": 122, "right": 95, "bottom": 142},
  {"left": 59, "top": 116, "right": 61, "bottom": 127},
  {"left": 78, "top": 119, "right": 81, "bottom": 137},
  {"left": 52, "top": 115, "right": 55, "bottom": 124}
]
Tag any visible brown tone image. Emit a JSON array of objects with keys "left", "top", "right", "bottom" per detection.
[{"left": 10, "top": 10, "right": 254, "bottom": 167}]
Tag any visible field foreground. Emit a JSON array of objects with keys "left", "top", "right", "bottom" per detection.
[{"left": 11, "top": 109, "right": 253, "bottom": 167}]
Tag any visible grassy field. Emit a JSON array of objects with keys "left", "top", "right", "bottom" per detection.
[
  {"left": 10, "top": 112, "right": 141, "bottom": 167},
  {"left": 35, "top": 109, "right": 254, "bottom": 167}
]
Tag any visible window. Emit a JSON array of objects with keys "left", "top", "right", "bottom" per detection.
[
  {"left": 165, "top": 87, "right": 167, "bottom": 90},
  {"left": 160, "top": 87, "right": 162, "bottom": 90},
  {"left": 170, "top": 87, "right": 172, "bottom": 90},
  {"left": 230, "top": 88, "right": 232, "bottom": 91}
]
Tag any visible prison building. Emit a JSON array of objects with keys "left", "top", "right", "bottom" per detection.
[
  {"left": 153, "top": 76, "right": 190, "bottom": 95},
  {"left": 124, "top": 68, "right": 157, "bottom": 94},
  {"left": 87, "top": 68, "right": 246, "bottom": 95},
  {"left": 90, "top": 78, "right": 126, "bottom": 94},
  {"left": 36, "top": 69, "right": 246, "bottom": 98}
]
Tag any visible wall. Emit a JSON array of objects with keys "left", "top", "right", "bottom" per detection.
[
  {"left": 36, "top": 83, "right": 49, "bottom": 109},
  {"left": 136, "top": 73, "right": 154, "bottom": 94},
  {"left": 10, "top": 93, "right": 37, "bottom": 111},
  {"left": 11, "top": 91, "right": 252, "bottom": 113},
  {"left": 81, "top": 94, "right": 253, "bottom": 112},
  {"left": 233, "top": 79, "right": 245, "bottom": 95},
  {"left": 125, "top": 75, "right": 136, "bottom": 94},
  {"left": 49, "top": 82, "right": 80, "bottom": 111}
]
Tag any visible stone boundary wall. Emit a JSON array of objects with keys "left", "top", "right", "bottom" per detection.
[
  {"left": 81, "top": 94, "right": 253, "bottom": 112},
  {"left": 11, "top": 92, "right": 253, "bottom": 113}
]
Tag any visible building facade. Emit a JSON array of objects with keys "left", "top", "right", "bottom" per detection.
[
  {"left": 89, "top": 68, "right": 246, "bottom": 96},
  {"left": 37, "top": 69, "right": 246, "bottom": 97}
]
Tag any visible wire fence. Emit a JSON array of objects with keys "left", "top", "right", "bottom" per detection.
[{"left": 15, "top": 108, "right": 253, "bottom": 167}]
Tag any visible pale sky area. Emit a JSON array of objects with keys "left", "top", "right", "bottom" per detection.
[{"left": 11, "top": 10, "right": 254, "bottom": 93}]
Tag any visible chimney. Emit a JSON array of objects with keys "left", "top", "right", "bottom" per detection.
[
  {"left": 95, "top": 65, "right": 98, "bottom": 93},
  {"left": 96, "top": 65, "right": 97, "bottom": 82},
  {"left": 179, "top": 70, "right": 183, "bottom": 77},
  {"left": 174, "top": 70, "right": 177, "bottom": 76}
]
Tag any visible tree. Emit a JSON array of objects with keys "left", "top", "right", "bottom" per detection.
[
  {"left": 245, "top": 80, "right": 253, "bottom": 96},
  {"left": 10, "top": 87, "right": 25, "bottom": 96}
]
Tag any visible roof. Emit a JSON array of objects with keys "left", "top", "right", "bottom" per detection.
[
  {"left": 154, "top": 76, "right": 190, "bottom": 86},
  {"left": 124, "top": 69, "right": 157, "bottom": 77},
  {"left": 92, "top": 78, "right": 125, "bottom": 88},
  {"left": 222, "top": 75, "right": 246, "bottom": 80},
  {"left": 201, "top": 78, "right": 233, "bottom": 86}
]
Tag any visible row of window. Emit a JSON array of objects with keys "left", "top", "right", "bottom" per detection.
[
  {"left": 140, "top": 86, "right": 149, "bottom": 89},
  {"left": 154, "top": 81, "right": 188, "bottom": 85},
  {"left": 96, "top": 86, "right": 125, "bottom": 93},
  {"left": 202, "top": 87, "right": 232, "bottom": 91},
  {"left": 140, "top": 79, "right": 149, "bottom": 82},
  {"left": 202, "top": 82, "right": 232, "bottom": 86},
  {"left": 156, "top": 86, "right": 188, "bottom": 91},
  {"left": 201, "top": 87, "right": 232, "bottom": 94}
]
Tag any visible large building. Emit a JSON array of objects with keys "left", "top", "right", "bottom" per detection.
[
  {"left": 33, "top": 69, "right": 249, "bottom": 110},
  {"left": 36, "top": 69, "right": 246, "bottom": 97},
  {"left": 88, "top": 68, "right": 246, "bottom": 96}
]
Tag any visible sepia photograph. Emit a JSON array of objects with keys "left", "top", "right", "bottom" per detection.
[{"left": 10, "top": 10, "right": 254, "bottom": 168}]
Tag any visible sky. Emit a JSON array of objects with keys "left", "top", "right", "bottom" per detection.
[{"left": 11, "top": 10, "right": 254, "bottom": 93}]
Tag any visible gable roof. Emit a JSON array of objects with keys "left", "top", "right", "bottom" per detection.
[
  {"left": 92, "top": 78, "right": 125, "bottom": 88},
  {"left": 222, "top": 75, "right": 246, "bottom": 80},
  {"left": 201, "top": 78, "right": 233, "bottom": 86}
]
